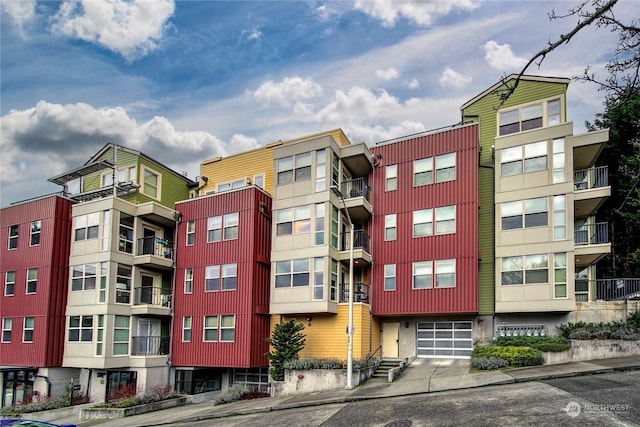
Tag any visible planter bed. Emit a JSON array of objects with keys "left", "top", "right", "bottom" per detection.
[{"left": 80, "top": 396, "right": 187, "bottom": 420}]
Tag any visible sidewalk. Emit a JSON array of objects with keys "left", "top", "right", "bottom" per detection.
[{"left": 46, "top": 355, "right": 640, "bottom": 427}]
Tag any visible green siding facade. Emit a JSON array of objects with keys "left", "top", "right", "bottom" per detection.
[{"left": 461, "top": 77, "right": 568, "bottom": 315}]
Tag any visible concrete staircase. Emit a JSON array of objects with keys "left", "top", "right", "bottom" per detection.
[{"left": 371, "top": 358, "right": 405, "bottom": 381}]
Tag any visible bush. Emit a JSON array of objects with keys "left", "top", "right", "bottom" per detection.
[
  {"left": 239, "top": 390, "right": 270, "bottom": 400},
  {"left": 214, "top": 385, "right": 248, "bottom": 406},
  {"left": 93, "top": 384, "right": 176, "bottom": 409},
  {"left": 472, "top": 356, "right": 509, "bottom": 370},
  {"left": 284, "top": 358, "right": 343, "bottom": 370},
  {"left": 472, "top": 346, "right": 544, "bottom": 367},
  {"left": 495, "top": 335, "right": 570, "bottom": 352},
  {"left": 557, "top": 311, "right": 640, "bottom": 340}
]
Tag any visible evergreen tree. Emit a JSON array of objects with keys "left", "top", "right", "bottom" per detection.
[{"left": 266, "top": 319, "right": 306, "bottom": 381}]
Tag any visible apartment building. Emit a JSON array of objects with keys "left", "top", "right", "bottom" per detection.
[
  {"left": 0, "top": 195, "right": 77, "bottom": 406},
  {"left": 47, "top": 144, "right": 196, "bottom": 401},
  {"left": 369, "top": 123, "right": 480, "bottom": 359}
]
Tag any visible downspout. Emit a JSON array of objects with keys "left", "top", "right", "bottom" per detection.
[{"left": 167, "top": 210, "right": 181, "bottom": 388}]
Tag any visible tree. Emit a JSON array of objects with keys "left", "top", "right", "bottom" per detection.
[{"left": 266, "top": 319, "right": 306, "bottom": 381}]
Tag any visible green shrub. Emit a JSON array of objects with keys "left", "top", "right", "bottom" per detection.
[
  {"left": 214, "top": 386, "right": 248, "bottom": 406},
  {"left": 495, "top": 335, "right": 570, "bottom": 352},
  {"left": 557, "top": 312, "right": 640, "bottom": 341},
  {"left": 472, "top": 356, "right": 509, "bottom": 370},
  {"left": 471, "top": 346, "right": 544, "bottom": 367},
  {"left": 284, "top": 358, "right": 343, "bottom": 370}
]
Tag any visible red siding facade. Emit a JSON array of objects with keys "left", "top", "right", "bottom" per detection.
[
  {"left": 171, "top": 187, "right": 272, "bottom": 367},
  {"left": 0, "top": 195, "right": 73, "bottom": 367},
  {"left": 370, "top": 123, "right": 479, "bottom": 315}
]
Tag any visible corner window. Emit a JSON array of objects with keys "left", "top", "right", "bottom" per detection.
[
  {"left": 313, "top": 257, "right": 324, "bottom": 300},
  {"left": 4, "top": 271, "right": 15, "bottom": 296},
  {"left": 386, "top": 164, "right": 398, "bottom": 191},
  {"left": 142, "top": 167, "right": 160, "bottom": 199},
  {"left": 553, "top": 195, "right": 567, "bottom": 240},
  {"left": 113, "top": 316, "right": 130, "bottom": 355},
  {"left": 277, "top": 152, "right": 311, "bottom": 185},
  {"left": 314, "top": 204, "right": 325, "bottom": 245},
  {"left": 69, "top": 315, "right": 93, "bottom": 342},
  {"left": 8, "top": 225, "right": 18, "bottom": 249},
  {"left": 23, "top": 317, "right": 34, "bottom": 342},
  {"left": 499, "top": 98, "right": 561, "bottom": 136},
  {"left": 75, "top": 213, "right": 100, "bottom": 241},
  {"left": 26, "top": 268, "right": 37, "bottom": 294},
  {"left": 116, "top": 264, "right": 132, "bottom": 304},
  {"left": 2, "top": 318, "right": 11, "bottom": 342},
  {"left": 30, "top": 221, "right": 41, "bottom": 246},
  {"left": 275, "top": 259, "right": 310, "bottom": 288},
  {"left": 315, "top": 149, "right": 326, "bottom": 192}
]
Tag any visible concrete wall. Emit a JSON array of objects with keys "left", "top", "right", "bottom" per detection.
[
  {"left": 34, "top": 367, "right": 81, "bottom": 399},
  {"left": 271, "top": 366, "right": 376, "bottom": 396},
  {"left": 571, "top": 301, "right": 640, "bottom": 323},
  {"left": 544, "top": 339, "right": 640, "bottom": 365}
]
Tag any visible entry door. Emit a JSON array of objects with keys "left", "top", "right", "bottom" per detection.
[
  {"left": 142, "top": 227, "right": 156, "bottom": 255},
  {"left": 382, "top": 322, "right": 399, "bottom": 358},
  {"left": 141, "top": 275, "right": 154, "bottom": 304},
  {"left": 138, "top": 319, "right": 160, "bottom": 355}
]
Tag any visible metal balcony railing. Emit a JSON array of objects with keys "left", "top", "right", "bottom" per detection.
[
  {"left": 574, "top": 222, "right": 609, "bottom": 245},
  {"left": 339, "top": 178, "right": 370, "bottom": 201},
  {"left": 131, "top": 336, "right": 170, "bottom": 356},
  {"left": 340, "top": 230, "right": 370, "bottom": 252},
  {"left": 136, "top": 236, "right": 173, "bottom": 259},
  {"left": 339, "top": 282, "right": 370, "bottom": 304},
  {"left": 134, "top": 286, "right": 172, "bottom": 307},
  {"left": 574, "top": 166, "right": 609, "bottom": 190},
  {"left": 576, "top": 278, "right": 640, "bottom": 301}
]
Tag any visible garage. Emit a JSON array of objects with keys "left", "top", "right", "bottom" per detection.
[{"left": 416, "top": 321, "right": 473, "bottom": 358}]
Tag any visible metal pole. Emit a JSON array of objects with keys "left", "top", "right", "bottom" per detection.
[{"left": 346, "top": 221, "right": 354, "bottom": 390}]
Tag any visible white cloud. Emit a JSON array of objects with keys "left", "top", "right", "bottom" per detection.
[
  {"left": 243, "top": 27, "right": 262, "bottom": 41},
  {"left": 483, "top": 40, "right": 528, "bottom": 71},
  {"left": 1, "top": 0, "right": 36, "bottom": 37},
  {"left": 253, "top": 76, "right": 323, "bottom": 107},
  {"left": 376, "top": 67, "right": 400, "bottom": 81},
  {"left": 438, "top": 67, "right": 472, "bottom": 89},
  {"left": 314, "top": 86, "right": 401, "bottom": 124},
  {"left": 407, "top": 78, "right": 420, "bottom": 89},
  {"left": 354, "top": 0, "right": 480, "bottom": 27},
  {"left": 229, "top": 134, "right": 260, "bottom": 153},
  {"left": 48, "top": 0, "right": 175, "bottom": 60}
]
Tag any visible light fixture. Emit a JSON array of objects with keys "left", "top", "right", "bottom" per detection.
[{"left": 306, "top": 315, "right": 313, "bottom": 326}]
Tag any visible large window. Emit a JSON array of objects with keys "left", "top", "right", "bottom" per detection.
[
  {"left": 75, "top": 213, "right": 100, "bottom": 241},
  {"left": 142, "top": 168, "right": 159, "bottom": 199},
  {"left": 384, "top": 264, "right": 396, "bottom": 291},
  {"left": 203, "top": 315, "right": 235, "bottom": 342},
  {"left": 186, "top": 220, "right": 195, "bottom": 245},
  {"left": 501, "top": 254, "right": 549, "bottom": 285},
  {"left": 385, "top": 214, "right": 396, "bottom": 241},
  {"left": 277, "top": 152, "right": 311, "bottom": 185},
  {"left": 500, "top": 141, "right": 547, "bottom": 176},
  {"left": 414, "top": 153, "right": 456, "bottom": 186},
  {"left": 435, "top": 259, "right": 456, "bottom": 288},
  {"left": 500, "top": 197, "right": 548, "bottom": 230},
  {"left": 69, "top": 315, "right": 93, "bottom": 342},
  {"left": 23, "top": 317, "right": 34, "bottom": 342},
  {"left": 72, "top": 263, "right": 104, "bottom": 291},
  {"left": 5, "top": 271, "right": 15, "bottom": 296},
  {"left": 413, "top": 259, "right": 456, "bottom": 289},
  {"left": 275, "top": 259, "right": 310, "bottom": 287},
  {"left": 386, "top": 164, "right": 397, "bottom": 191},
  {"left": 26, "top": 268, "right": 37, "bottom": 294},
  {"left": 435, "top": 153, "right": 456, "bottom": 183},
  {"left": 413, "top": 206, "right": 456, "bottom": 236},
  {"left": 220, "top": 315, "right": 235, "bottom": 341},
  {"left": 276, "top": 206, "right": 311, "bottom": 236},
  {"left": 2, "top": 318, "right": 11, "bottom": 342},
  {"left": 8, "top": 224, "right": 18, "bottom": 249},
  {"left": 118, "top": 213, "right": 134, "bottom": 253},
  {"left": 499, "top": 99, "right": 561, "bottom": 136},
  {"left": 413, "top": 261, "right": 432, "bottom": 289},
  {"left": 116, "top": 264, "right": 132, "bottom": 303},
  {"left": 216, "top": 179, "right": 245, "bottom": 192},
  {"left": 30, "top": 220, "right": 41, "bottom": 246},
  {"left": 113, "top": 316, "right": 130, "bottom": 355},
  {"left": 205, "top": 263, "right": 237, "bottom": 291},
  {"left": 414, "top": 158, "right": 433, "bottom": 186},
  {"left": 207, "top": 212, "right": 239, "bottom": 242}
]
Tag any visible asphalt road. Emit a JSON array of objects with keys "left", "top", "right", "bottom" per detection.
[{"left": 175, "top": 370, "right": 640, "bottom": 427}]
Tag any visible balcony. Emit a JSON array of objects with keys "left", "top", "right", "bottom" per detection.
[
  {"left": 131, "top": 286, "right": 172, "bottom": 316},
  {"left": 131, "top": 336, "right": 170, "bottom": 356},
  {"left": 574, "top": 222, "right": 611, "bottom": 267},
  {"left": 338, "top": 230, "right": 372, "bottom": 266},
  {"left": 337, "top": 178, "right": 372, "bottom": 223},
  {"left": 133, "top": 236, "right": 174, "bottom": 270},
  {"left": 575, "top": 278, "right": 640, "bottom": 302},
  {"left": 339, "top": 282, "right": 370, "bottom": 304},
  {"left": 574, "top": 166, "right": 610, "bottom": 217}
]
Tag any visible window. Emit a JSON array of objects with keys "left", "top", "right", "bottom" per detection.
[
  {"left": 118, "top": 213, "right": 134, "bottom": 252},
  {"left": 435, "top": 259, "right": 456, "bottom": 288},
  {"left": 547, "top": 99, "right": 561, "bottom": 125},
  {"left": 435, "top": 205, "right": 456, "bottom": 234},
  {"left": 26, "top": 268, "right": 37, "bottom": 294},
  {"left": 207, "top": 212, "right": 239, "bottom": 242},
  {"left": 501, "top": 197, "right": 548, "bottom": 230},
  {"left": 30, "top": 220, "right": 41, "bottom": 246},
  {"left": 2, "top": 318, "right": 11, "bottom": 342},
  {"left": 205, "top": 264, "right": 237, "bottom": 291},
  {"left": 220, "top": 315, "right": 235, "bottom": 341},
  {"left": 414, "top": 158, "right": 432, "bottom": 186},
  {"left": 314, "top": 204, "right": 325, "bottom": 245},
  {"left": 554, "top": 253, "right": 567, "bottom": 298},
  {"left": 101, "top": 210, "right": 110, "bottom": 252},
  {"left": 330, "top": 260, "right": 338, "bottom": 301},
  {"left": 277, "top": 152, "right": 311, "bottom": 185},
  {"left": 552, "top": 138, "right": 565, "bottom": 183},
  {"left": 204, "top": 316, "right": 218, "bottom": 341},
  {"left": 143, "top": 168, "right": 159, "bottom": 199},
  {"left": 385, "top": 214, "right": 396, "bottom": 241},
  {"left": 275, "top": 259, "right": 310, "bottom": 288},
  {"left": 216, "top": 179, "right": 245, "bottom": 192},
  {"left": 499, "top": 99, "right": 561, "bottom": 136},
  {"left": 501, "top": 254, "right": 549, "bottom": 285},
  {"left": 74, "top": 213, "right": 100, "bottom": 241},
  {"left": 413, "top": 209, "right": 433, "bottom": 237},
  {"left": 331, "top": 207, "right": 339, "bottom": 248},
  {"left": 113, "top": 316, "right": 130, "bottom": 355},
  {"left": 96, "top": 315, "right": 104, "bottom": 355},
  {"left": 413, "top": 261, "right": 433, "bottom": 289},
  {"left": 253, "top": 174, "right": 265, "bottom": 189},
  {"left": 69, "top": 315, "right": 93, "bottom": 341},
  {"left": 315, "top": 149, "right": 326, "bottom": 192},
  {"left": 8, "top": 225, "right": 18, "bottom": 249},
  {"left": 72, "top": 263, "right": 97, "bottom": 291},
  {"left": 386, "top": 164, "right": 398, "bottom": 190},
  {"left": 553, "top": 195, "right": 566, "bottom": 240},
  {"left": 116, "top": 264, "right": 132, "bottom": 303},
  {"left": 23, "top": 317, "right": 34, "bottom": 342},
  {"left": 313, "top": 257, "right": 324, "bottom": 300},
  {"left": 500, "top": 141, "right": 547, "bottom": 176},
  {"left": 186, "top": 220, "right": 195, "bottom": 245},
  {"left": 276, "top": 206, "right": 310, "bottom": 235},
  {"left": 332, "top": 153, "right": 340, "bottom": 188},
  {"left": 5, "top": 271, "right": 15, "bottom": 296},
  {"left": 384, "top": 264, "right": 396, "bottom": 291},
  {"left": 184, "top": 268, "right": 193, "bottom": 294},
  {"left": 435, "top": 153, "right": 456, "bottom": 183},
  {"left": 98, "top": 263, "right": 107, "bottom": 302},
  {"left": 182, "top": 317, "right": 192, "bottom": 342}
]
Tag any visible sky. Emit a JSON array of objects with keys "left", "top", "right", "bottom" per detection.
[{"left": 1, "top": 0, "right": 636, "bottom": 207}]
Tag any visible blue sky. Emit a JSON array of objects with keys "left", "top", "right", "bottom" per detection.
[{"left": 1, "top": 0, "right": 635, "bottom": 207}]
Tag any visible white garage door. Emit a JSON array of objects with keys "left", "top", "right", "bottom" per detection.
[{"left": 416, "top": 321, "right": 473, "bottom": 359}]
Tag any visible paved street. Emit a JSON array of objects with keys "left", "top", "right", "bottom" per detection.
[{"left": 174, "top": 371, "right": 639, "bottom": 427}]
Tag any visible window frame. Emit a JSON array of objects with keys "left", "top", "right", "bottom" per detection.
[
  {"left": 113, "top": 315, "right": 130, "bottom": 355},
  {"left": 184, "top": 268, "right": 193, "bottom": 294},
  {"left": 203, "top": 316, "right": 218, "bottom": 342},
  {"left": 182, "top": 317, "right": 192, "bottom": 342},
  {"left": 386, "top": 164, "right": 398, "bottom": 191},
  {"left": 205, "top": 263, "right": 238, "bottom": 291},
  {"left": 275, "top": 258, "right": 310, "bottom": 288},
  {"left": 186, "top": 220, "right": 195, "bottom": 246},
  {"left": 142, "top": 166, "right": 161, "bottom": 199},
  {"left": 1, "top": 318, "right": 12, "bottom": 342},
  {"left": 500, "top": 197, "right": 548, "bottom": 230},
  {"left": 384, "top": 264, "right": 396, "bottom": 291},
  {"left": 26, "top": 268, "right": 37, "bottom": 294},
  {"left": 385, "top": 214, "right": 397, "bottom": 241},
  {"left": 220, "top": 315, "right": 236, "bottom": 342},
  {"left": 23, "top": 317, "right": 34, "bottom": 342},
  {"left": 8, "top": 224, "right": 19, "bottom": 249},
  {"left": 74, "top": 213, "right": 100, "bottom": 242},
  {"left": 68, "top": 315, "right": 93, "bottom": 342},
  {"left": 498, "top": 98, "right": 562, "bottom": 136},
  {"left": 4, "top": 271, "right": 15, "bottom": 296},
  {"left": 413, "top": 157, "right": 433, "bottom": 186},
  {"left": 435, "top": 152, "right": 456, "bottom": 183},
  {"left": 501, "top": 254, "right": 549, "bottom": 286},
  {"left": 30, "top": 220, "right": 41, "bottom": 246},
  {"left": 71, "top": 263, "right": 98, "bottom": 291}
]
